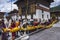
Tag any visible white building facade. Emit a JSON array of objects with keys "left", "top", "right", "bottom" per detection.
[
  {"left": 35, "top": 4, "right": 50, "bottom": 21},
  {"left": 24, "top": 4, "right": 50, "bottom": 22}
]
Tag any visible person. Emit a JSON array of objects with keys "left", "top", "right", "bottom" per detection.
[
  {"left": 39, "top": 18, "right": 41, "bottom": 24},
  {"left": 4, "top": 16, "right": 9, "bottom": 28},
  {"left": 41, "top": 19, "right": 46, "bottom": 25},
  {"left": 0, "top": 29, "right": 2, "bottom": 36},
  {"left": 27, "top": 19, "right": 30, "bottom": 25},
  {"left": 23, "top": 19, "right": 27, "bottom": 28},
  {"left": 0, "top": 20, "right": 3, "bottom": 40},
  {"left": 8, "top": 19, "right": 12, "bottom": 28},
  {"left": 0, "top": 29, "right": 2, "bottom": 40},
  {"left": 11, "top": 13, "right": 17, "bottom": 21},
  {"left": 44, "top": 20, "right": 48, "bottom": 25},
  {"left": 33, "top": 19, "right": 39, "bottom": 26},
  {"left": 30, "top": 19, "right": 34, "bottom": 26},
  {"left": 15, "top": 18, "right": 21, "bottom": 37},
  {"left": 1, "top": 19, "right": 8, "bottom": 40},
  {"left": 10, "top": 19, "right": 16, "bottom": 40}
]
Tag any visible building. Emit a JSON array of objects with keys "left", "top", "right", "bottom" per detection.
[
  {"left": 14, "top": 0, "right": 53, "bottom": 21},
  {"left": 8, "top": 9, "right": 18, "bottom": 16},
  {"left": 0, "top": 12, "right": 5, "bottom": 19}
]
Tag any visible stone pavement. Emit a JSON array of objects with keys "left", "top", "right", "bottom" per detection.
[
  {"left": 53, "top": 21, "right": 60, "bottom": 27},
  {"left": 29, "top": 27, "right": 60, "bottom": 40}
]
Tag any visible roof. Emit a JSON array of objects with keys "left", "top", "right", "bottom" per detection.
[
  {"left": 14, "top": 0, "right": 54, "bottom": 4},
  {"left": 0, "top": 12, "right": 5, "bottom": 18},
  {"left": 0, "top": 12, "right": 5, "bottom": 14},
  {"left": 45, "top": 0, "right": 54, "bottom": 3},
  {"left": 8, "top": 9, "right": 18, "bottom": 14}
]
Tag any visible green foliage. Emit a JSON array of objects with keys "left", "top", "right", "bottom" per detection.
[{"left": 50, "top": 5, "right": 60, "bottom": 12}]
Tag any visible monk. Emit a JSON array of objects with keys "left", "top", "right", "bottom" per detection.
[
  {"left": 1, "top": 19, "right": 8, "bottom": 40},
  {"left": 10, "top": 20, "right": 16, "bottom": 40}
]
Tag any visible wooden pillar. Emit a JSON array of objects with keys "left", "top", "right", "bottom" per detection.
[
  {"left": 18, "top": 7, "right": 22, "bottom": 19},
  {"left": 25, "top": 0, "right": 28, "bottom": 19},
  {"left": 30, "top": 3, "right": 36, "bottom": 19}
]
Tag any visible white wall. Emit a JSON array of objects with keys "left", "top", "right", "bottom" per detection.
[
  {"left": 36, "top": 9, "right": 42, "bottom": 19},
  {"left": 36, "top": 9, "right": 43, "bottom": 21},
  {"left": 36, "top": 9, "right": 50, "bottom": 21},
  {"left": 43, "top": 11, "right": 50, "bottom": 20}
]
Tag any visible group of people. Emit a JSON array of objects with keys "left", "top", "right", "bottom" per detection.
[
  {"left": 0, "top": 13, "right": 54, "bottom": 40},
  {"left": 0, "top": 14, "right": 53, "bottom": 32}
]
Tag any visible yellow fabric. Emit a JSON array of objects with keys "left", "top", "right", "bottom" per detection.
[
  {"left": 10, "top": 27, "right": 20, "bottom": 32},
  {"left": 46, "top": 20, "right": 57, "bottom": 29},
  {"left": 3, "top": 20, "right": 57, "bottom": 32},
  {"left": 3, "top": 28, "right": 11, "bottom": 32}
]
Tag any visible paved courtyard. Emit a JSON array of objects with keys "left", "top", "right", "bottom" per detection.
[
  {"left": 29, "top": 21, "right": 60, "bottom": 40},
  {"left": 53, "top": 21, "right": 60, "bottom": 27},
  {"left": 29, "top": 27, "right": 60, "bottom": 40}
]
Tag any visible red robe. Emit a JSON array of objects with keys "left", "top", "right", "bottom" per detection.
[{"left": 10, "top": 22, "right": 16, "bottom": 39}]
